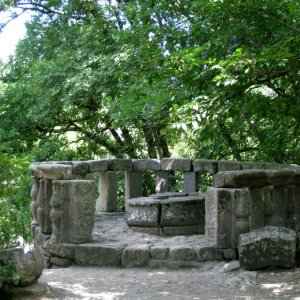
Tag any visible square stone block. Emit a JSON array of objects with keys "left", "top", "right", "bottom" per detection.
[
  {"left": 108, "top": 159, "right": 132, "bottom": 171},
  {"left": 132, "top": 159, "right": 161, "bottom": 171},
  {"left": 87, "top": 160, "right": 109, "bottom": 172},
  {"left": 161, "top": 158, "right": 192, "bottom": 171}
]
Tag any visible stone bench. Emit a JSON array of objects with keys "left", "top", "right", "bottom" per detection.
[{"left": 125, "top": 192, "right": 205, "bottom": 236}]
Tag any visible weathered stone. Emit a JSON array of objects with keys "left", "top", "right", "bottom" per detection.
[
  {"left": 193, "top": 159, "right": 218, "bottom": 174},
  {"left": 122, "top": 245, "right": 150, "bottom": 267},
  {"left": 169, "top": 246, "right": 196, "bottom": 261},
  {"left": 150, "top": 246, "right": 169, "bottom": 260},
  {"left": 129, "top": 226, "right": 160, "bottom": 235},
  {"left": 183, "top": 172, "right": 199, "bottom": 193},
  {"left": 222, "top": 260, "right": 240, "bottom": 272},
  {"left": 50, "top": 257, "right": 72, "bottom": 267},
  {"left": 234, "top": 188, "right": 250, "bottom": 219},
  {"left": 161, "top": 158, "right": 192, "bottom": 171},
  {"left": 98, "top": 171, "right": 117, "bottom": 212},
  {"left": 43, "top": 240, "right": 74, "bottom": 259},
  {"left": 87, "top": 159, "right": 109, "bottom": 172},
  {"left": 125, "top": 171, "right": 142, "bottom": 211},
  {"left": 30, "top": 163, "right": 72, "bottom": 180},
  {"left": 205, "top": 188, "right": 233, "bottom": 248},
  {"left": 51, "top": 180, "right": 96, "bottom": 243},
  {"left": 241, "top": 162, "right": 265, "bottom": 170},
  {"left": 196, "top": 246, "right": 218, "bottom": 261},
  {"left": 108, "top": 159, "right": 132, "bottom": 171},
  {"left": 125, "top": 198, "right": 160, "bottom": 227},
  {"left": 151, "top": 192, "right": 188, "bottom": 199},
  {"left": 155, "top": 171, "right": 169, "bottom": 193},
  {"left": 218, "top": 161, "right": 241, "bottom": 172},
  {"left": 272, "top": 186, "right": 288, "bottom": 227},
  {"left": 214, "top": 170, "right": 267, "bottom": 188},
  {"left": 238, "top": 226, "right": 297, "bottom": 270},
  {"left": 266, "top": 169, "right": 294, "bottom": 185},
  {"left": 160, "top": 196, "right": 205, "bottom": 227},
  {"left": 74, "top": 244, "right": 123, "bottom": 266},
  {"left": 72, "top": 162, "right": 89, "bottom": 175},
  {"left": 161, "top": 225, "right": 204, "bottom": 236},
  {"left": 249, "top": 187, "right": 269, "bottom": 230},
  {"left": 0, "top": 248, "right": 44, "bottom": 287},
  {"left": 223, "top": 248, "right": 237, "bottom": 260},
  {"left": 132, "top": 159, "right": 161, "bottom": 171}
]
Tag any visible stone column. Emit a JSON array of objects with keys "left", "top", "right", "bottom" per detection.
[
  {"left": 183, "top": 172, "right": 199, "bottom": 193},
  {"left": 125, "top": 171, "right": 142, "bottom": 211},
  {"left": 30, "top": 176, "right": 40, "bottom": 226},
  {"left": 155, "top": 171, "right": 169, "bottom": 193},
  {"left": 272, "top": 185, "right": 288, "bottom": 227},
  {"left": 36, "top": 179, "right": 52, "bottom": 234},
  {"left": 98, "top": 171, "right": 118, "bottom": 212},
  {"left": 205, "top": 187, "right": 233, "bottom": 248},
  {"left": 50, "top": 180, "right": 96, "bottom": 243}
]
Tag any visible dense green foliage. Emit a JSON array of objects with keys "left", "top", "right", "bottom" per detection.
[{"left": 0, "top": 0, "right": 299, "bottom": 247}]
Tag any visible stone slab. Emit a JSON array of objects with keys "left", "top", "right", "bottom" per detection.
[
  {"left": 238, "top": 226, "right": 296, "bottom": 270},
  {"left": 266, "top": 170, "right": 294, "bottom": 185},
  {"left": 161, "top": 158, "right": 192, "bottom": 171},
  {"left": 169, "top": 246, "right": 197, "bottom": 261},
  {"left": 218, "top": 161, "right": 241, "bottom": 172},
  {"left": 132, "top": 159, "right": 161, "bottom": 171},
  {"left": 214, "top": 170, "right": 268, "bottom": 188},
  {"left": 108, "top": 159, "right": 132, "bottom": 171},
  {"left": 87, "top": 160, "right": 109, "bottom": 172},
  {"left": 193, "top": 159, "right": 218, "bottom": 174},
  {"left": 30, "top": 163, "right": 73, "bottom": 180},
  {"left": 72, "top": 162, "right": 89, "bottom": 175},
  {"left": 150, "top": 246, "right": 170, "bottom": 260},
  {"left": 122, "top": 245, "right": 150, "bottom": 267},
  {"left": 161, "top": 225, "right": 204, "bottom": 236}
]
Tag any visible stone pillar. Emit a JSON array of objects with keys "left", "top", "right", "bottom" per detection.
[
  {"left": 249, "top": 186, "right": 272, "bottom": 230},
  {"left": 232, "top": 188, "right": 251, "bottom": 248},
  {"left": 30, "top": 176, "right": 39, "bottom": 226},
  {"left": 36, "top": 179, "right": 52, "bottom": 234},
  {"left": 183, "top": 172, "right": 199, "bottom": 193},
  {"left": 98, "top": 171, "right": 118, "bottom": 212},
  {"left": 155, "top": 171, "right": 169, "bottom": 193},
  {"left": 125, "top": 171, "right": 142, "bottom": 211},
  {"left": 50, "top": 180, "right": 96, "bottom": 243},
  {"left": 205, "top": 187, "right": 233, "bottom": 248},
  {"left": 272, "top": 186, "right": 288, "bottom": 227}
]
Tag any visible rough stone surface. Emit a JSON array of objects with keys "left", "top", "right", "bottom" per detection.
[
  {"left": 218, "top": 161, "right": 241, "bottom": 172},
  {"left": 125, "top": 198, "right": 160, "bottom": 227},
  {"left": 98, "top": 171, "right": 117, "bottom": 212},
  {"left": 132, "top": 159, "right": 161, "bottom": 171},
  {"left": 125, "top": 171, "right": 142, "bottom": 211},
  {"left": 155, "top": 171, "right": 169, "bottom": 193},
  {"left": 266, "top": 170, "right": 294, "bottom": 185},
  {"left": 73, "top": 244, "right": 123, "bottom": 266},
  {"left": 161, "top": 225, "right": 204, "bottom": 236},
  {"left": 193, "top": 159, "right": 218, "bottom": 174},
  {"left": 30, "top": 163, "right": 72, "bottom": 180},
  {"left": 214, "top": 170, "right": 268, "bottom": 188},
  {"left": 87, "top": 159, "right": 109, "bottom": 172},
  {"left": 122, "top": 245, "right": 150, "bottom": 267},
  {"left": 161, "top": 158, "right": 192, "bottom": 171},
  {"left": 49, "top": 257, "right": 72, "bottom": 267},
  {"left": 72, "top": 162, "right": 89, "bottom": 175},
  {"left": 108, "top": 159, "right": 132, "bottom": 171},
  {"left": 223, "top": 248, "right": 237, "bottom": 260},
  {"left": 150, "top": 246, "right": 169, "bottom": 260},
  {"left": 160, "top": 196, "right": 205, "bottom": 227},
  {"left": 183, "top": 172, "right": 199, "bottom": 193},
  {"left": 238, "top": 226, "right": 297, "bottom": 270},
  {"left": 169, "top": 246, "right": 197, "bottom": 261},
  {"left": 0, "top": 248, "right": 44, "bottom": 287},
  {"left": 196, "top": 246, "right": 219, "bottom": 261}
]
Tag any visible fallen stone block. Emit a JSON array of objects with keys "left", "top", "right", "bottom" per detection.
[{"left": 238, "top": 226, "right": 296, "bottom": 270}]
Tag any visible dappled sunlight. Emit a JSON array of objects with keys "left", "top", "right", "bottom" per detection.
[
  {"left": 47, "top": 281, "right": 125, "bottom": 299},
  {"left": 261, "top": 282, "right": 299, "bottom": 296}
]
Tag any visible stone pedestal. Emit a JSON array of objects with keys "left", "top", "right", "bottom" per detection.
[{"left": 51, "top": 180, "right": 96, "bottom": 243}]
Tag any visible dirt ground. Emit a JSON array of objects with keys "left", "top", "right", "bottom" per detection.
[{"left": 7, "top": 261, "right": 300, "bottom": 300}]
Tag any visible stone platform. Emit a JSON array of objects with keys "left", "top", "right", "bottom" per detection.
[{"left": 45, "top": 213, "right": 236, "bottom": 269}]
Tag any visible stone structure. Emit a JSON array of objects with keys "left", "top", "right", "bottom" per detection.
[
  {"left": 126, "top": 192, "right": 205, "bottom": 235},
  {"left": 29, "top": 158, "right": 300, "bottom": 268}
]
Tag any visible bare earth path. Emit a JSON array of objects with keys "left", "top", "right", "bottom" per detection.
[{"left": 11, "top": 262, "right": 300, "bottom": 300}]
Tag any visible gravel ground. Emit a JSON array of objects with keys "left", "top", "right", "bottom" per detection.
[{"left": 9, "top": 262, "right": 300, "bottom": 300}]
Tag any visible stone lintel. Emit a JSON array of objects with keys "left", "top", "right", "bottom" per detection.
[
  {"left": 30, "top": 163, "right": 73, "bottom": 180},
  {"left": 217, "top": 161, "right": 242, "bottom": 172},
  {"left": 72, "top": 162, "right": 89, "bottom": 175},
  {"left": 132, "top": 159, "right": 161, "bottom": 171},
  {"left": 87, "top": 160, "right": 109, "bottom": 172},
  {"left": 265, "top": 169, "right": 294, "bottom": 185},
  {"left": 161, "top": 158, "right": 192, "bottom": 171},
  {"left": 214, "top": 170, "right": 268, "bottom": 188},
  {"left": 108, "top": 159, "right": 132, "bottom": 171},
  {"left": 193, "top": 159, "right": 218, "bottom": 174}
]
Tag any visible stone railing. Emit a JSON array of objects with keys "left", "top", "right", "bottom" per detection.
[{"left": 29, "top": 158, "right": 300, "bottom": 246}]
